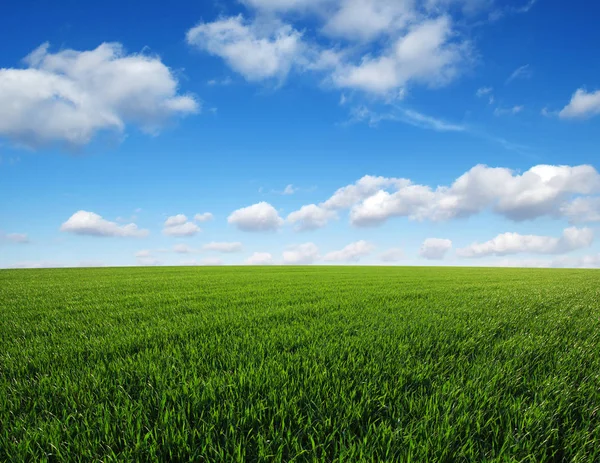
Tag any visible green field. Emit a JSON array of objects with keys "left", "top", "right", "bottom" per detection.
[{"left": 1, "top": 266, "right": 599, "bottom": 462}]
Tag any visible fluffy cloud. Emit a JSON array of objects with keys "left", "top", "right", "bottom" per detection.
[
  {"left": 187, "top": 15, "right": 306, "bottom": 82},
  {"left": 559, "top": 89, "right": 600, "bottom": 119},
  {"left": 379, "top": 247, "right": 404, "bottom": 262},
  {"left": 456, "top": 227, "right": 593, "bottom": 258},
  {"left": 245, "top": 252, "right": 274, "bottom": 265},
  {"left": 296, "top": 164, "right": 600, "bottom": 228},
  {"left": 322, "top": 0, "right": 416, "bottom": 41},
  {"left": 0, "top": 42, "right": 198, "bottom": 148},
  {"left": 331, "top": 17, "right": 469, "bottom": 95},
  {"left": 135, "top": 250, "right": 152, "bottom": 258},
  {"left": 419, "top": 238, "right": 452, "bottom": 260},
  {"left": 163, "top": 214, "right": 201, "bottom": 237},
  {"left": 61, "top": 211, "right": 149, "bottom": 237},
  {"left": 203, "top": 241, "right": 243, "bottom": 252},
  {"left": 324, "top": 240, "right": 374, "bottom": 262},
  {"left": 194, "top": 212, "right": 214, "bottom": 222},
  {"left": 283, "top": 242, "right": 320, "bottom": 264},
  {"left": 187, "top": 0, "right": 476, "bottom": 98},
  {"left": 561, "top": 197, "right": 600, "bottom": 223},
  {"left": 323, "top": 175, "right": 410, "bottom": 209},
  {"left": 1, "top": 232, "right": 29, "bottom": 244},
  {"left": 287, "top": 204, "right": 337, "bottom": 231},
  {"left": 228, "top": 202, "right": 284, "bottom": 231}
]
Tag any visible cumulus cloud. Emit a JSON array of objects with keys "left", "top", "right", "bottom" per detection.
[
  {"left": 287, "top": 204, "right": 337, "bottom": 231},
  {"left": 559, "top": 88, "right": 600, "bottom": 119},
  {"left": 194, "top": 212, "right": 214, "bottom": 222},
  {"left": 187, "top": 15, "right": 307, "bottom": 82},
  {"left": 331, "top": 16, "right": 469, "bottom": 95},
  {"left": 419, "top": 238, "right": 452, "bottom": 260},
  {"left": 0, "top": 42, "right": 198, "bottom": 148},
  {"left": 228, "top": 202, "right": 284, "bottom": 231},
  {"left": 163, "top": 214, "right": 201, "bottom": 237},
  {"left": 283, "top": 242, "right": 320, "bottom": 264},
  {"left": 245, "top": 252, "right": 274, "bottom": 265},
  {"left": 456, "top": 227, "right": 593, "bottom": 258},
  {"left": 286, "top": 164, "right": 600, "bottom": 229},
  {"left": 379, "top": 247, "right": 404, "bottom": 262},
  {"left": 203, "top": 241, "right": 243, "bottom": 252},
  {"left": 324, "top": 240, "right": 374, "bottom": 262},
  {"left": 561, "top": 197, "right": 600, "bottom": 223},
  {"left": 303, "top": 164, "right": 600, "bottom": 227},
  {"left": 323, "top": 175, "right": 410, "bottom": 210},
  {"left": 61, "top": 211, "right": 149, "bottom": 237},
  {"left": 187, "top": 0, "right": 476, "bottom": 98}
]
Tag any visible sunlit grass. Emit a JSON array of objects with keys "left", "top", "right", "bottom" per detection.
[{"left": 1, "top": 266, "right": 599, "bottom": 462}]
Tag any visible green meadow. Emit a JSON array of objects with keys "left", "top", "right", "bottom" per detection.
[{"left": 1, "top": 266, "right": 599, "bottom": 462}]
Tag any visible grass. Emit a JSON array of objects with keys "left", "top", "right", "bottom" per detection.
[{"left": 1, "top": 266, "right": 599, "bottom": 462}]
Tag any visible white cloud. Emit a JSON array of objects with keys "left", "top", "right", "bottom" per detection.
[
  {"left": 203, "top": 241, "right": 243, "bottom": 252},
  {"left": 245, "top": 252, "right": 274, "bottom": 265},
  {"left": 419, "top": 238, "right": 452, "bottom": 259},
  {"left": 163, "top": 214, "right": 201, "bottom": 237},
  {"left": 331, "top": 17, "right": 469, "bottom": 95},
  {"left": 187, "top": 1, "right": 475, "bottom": 98},
  {"left": 324, "top": 240, "right": 374, "bottom": 262},
  {"left": 1, "top": 232, "right": 29, "bottom": 244},
  {"left": 228, "top": 202, "right": 284, "bottom": 231},
  {"left": 343, "top": 164, "right": 600, "bottom": 226},
  {"left": 283, "top": 242, "right": 320, "bottom": 264},
  {"left": 380, "top": 247, "right": 404, "bottom": 262},
  {"left": 494, "top": 105, "right": 524, "bottom": 116},
  {"left": 456, "top": 227, "right": 594, "bottom": 258},
  {"left": 187, "top": 15, "right": 307, "bottom": 82},
  {"left": 287, "top": 204, "right": 337, "bottom": 231},
  {"left": 194, "top": 212, "right": 214, "bottom": 222},
  {"left": 505, "top": 64, "right": 532, "bottom": 84},
  {"left": 135, "top": 250, "right": 152, "bottom": 258},
  {"left": 559, "top": 88, "right": 600, "bottom": 119},
  {"left": 323, "top": 175, "right": 410, "bottom": 209},
  {"left": 0, "top": 42, "right": 198, "bottom": 148},
  {"left": 561, "top": 197, "right": 600, "bottom": 223},
  {"left": 61, "top": 211, "right": 149, "bottom": 237},
  {"left": 322, "top": 0, "right": 416, "bottom": 41},
  {"left": 290, "top": 164, "right": 600, "bottom": 229}
]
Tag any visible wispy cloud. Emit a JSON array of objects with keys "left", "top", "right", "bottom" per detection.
[
  {"left": 505, "top": 64, "right": 532, "bottom": 85},
  {"left": 348, "top": 106, "right": 466, "bottom": 132}
]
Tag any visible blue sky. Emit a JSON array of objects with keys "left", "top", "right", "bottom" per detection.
[{"left": 1, "top": 0, "right": 600, "bottom": 268}]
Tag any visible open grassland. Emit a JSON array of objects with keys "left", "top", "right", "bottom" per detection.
[{"left": 1, "top": 266, "right": 600, "bottom": 462}]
